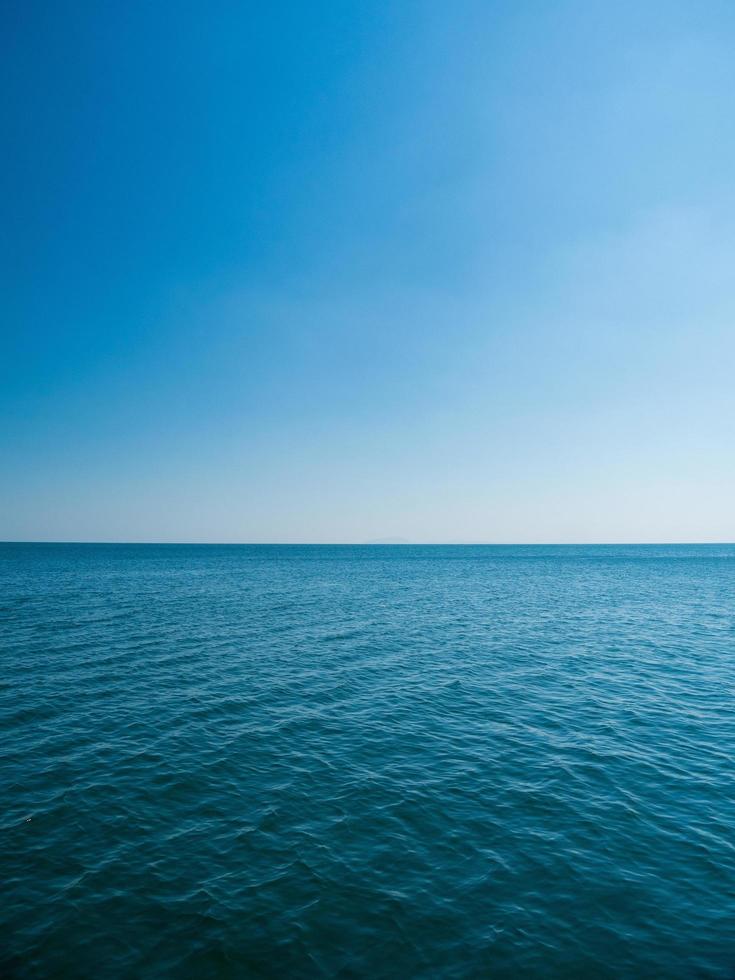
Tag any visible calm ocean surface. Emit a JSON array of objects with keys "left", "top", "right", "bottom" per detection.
[{"left": 2, "top": 543, "right": 734, "bottom": 978}]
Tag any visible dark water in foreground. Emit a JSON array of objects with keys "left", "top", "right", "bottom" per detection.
[{"left": 2, "top": 543, "right": 734, "bottom": 978}]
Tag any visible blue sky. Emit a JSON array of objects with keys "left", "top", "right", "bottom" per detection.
[{"left": 3, "top": 0, "right": 734, "bottom": 542}]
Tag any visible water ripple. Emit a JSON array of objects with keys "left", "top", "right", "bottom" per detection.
[{"left": 1, "top": 543, "right": 735, "bottom": 978}]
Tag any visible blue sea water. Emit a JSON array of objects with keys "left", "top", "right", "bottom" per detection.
[{"left": 1, "top": 543, "right": 734, "bottom": 979}]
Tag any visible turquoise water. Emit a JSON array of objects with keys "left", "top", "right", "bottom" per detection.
[{"left": 2, "top": 543, "right": 734, "bottom": 978}]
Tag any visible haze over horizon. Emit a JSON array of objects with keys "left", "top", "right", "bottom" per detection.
[{"left": 3, "top": 1, "right": 735, "bottom": 544}]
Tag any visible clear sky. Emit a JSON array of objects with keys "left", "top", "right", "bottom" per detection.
[{"left": 3, "top": 0, "right": 734, "bottom": 543}]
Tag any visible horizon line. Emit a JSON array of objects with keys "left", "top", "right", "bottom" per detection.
[{"left": 2, "top": 540, "right": 733, "bottom": 547}]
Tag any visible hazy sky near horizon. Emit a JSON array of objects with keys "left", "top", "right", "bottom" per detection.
[{"left": 3, "top": 1, "right": 735, "bottom": 542}]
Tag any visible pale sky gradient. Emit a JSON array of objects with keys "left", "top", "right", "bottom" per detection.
[{"left": 3, "top": 1, "right": 734, "bottom": 542}]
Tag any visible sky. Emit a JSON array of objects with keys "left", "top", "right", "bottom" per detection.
[{"left": 2, "top": 0, "right": 735, "bottom": 543}]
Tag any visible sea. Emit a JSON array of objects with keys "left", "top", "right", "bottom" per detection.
[{"left": 1, "top": 543, "right": 734, "bottom": 978}]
